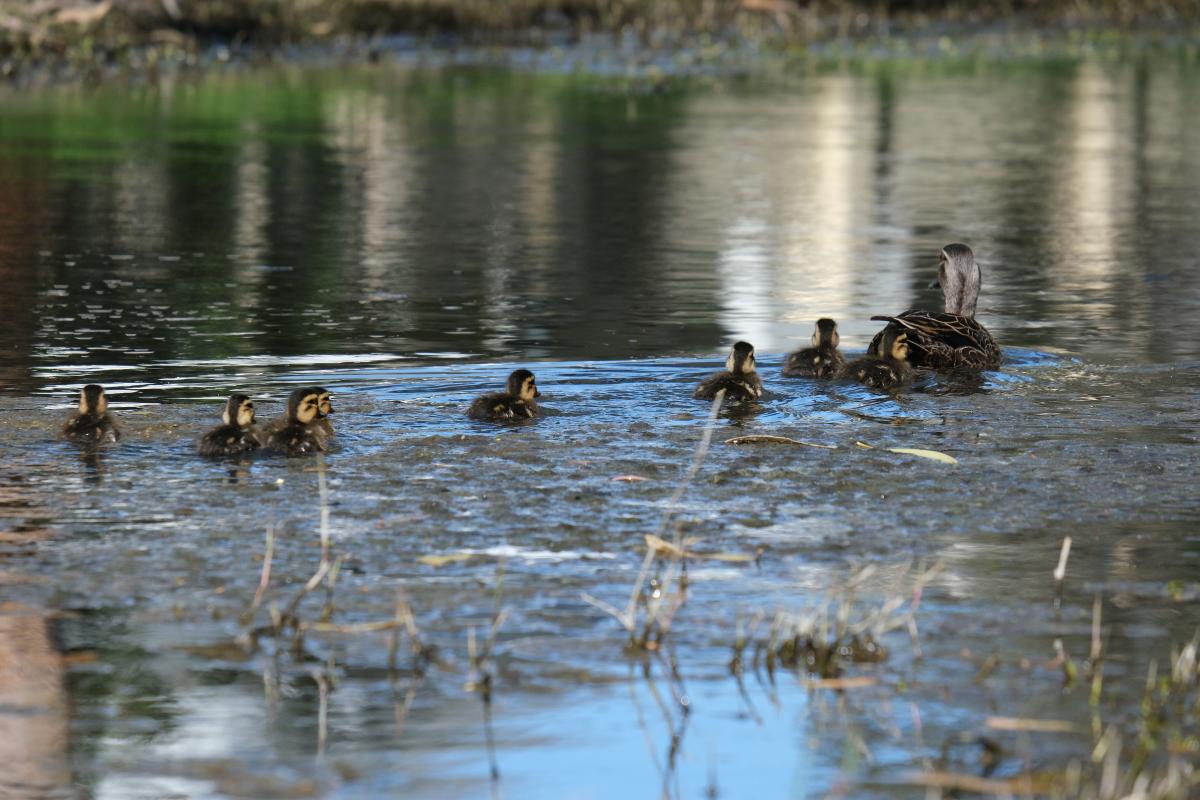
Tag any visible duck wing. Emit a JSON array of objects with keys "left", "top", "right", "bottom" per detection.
[{"left": 869, "top": 311, "right": 1001, "bottom": 371}]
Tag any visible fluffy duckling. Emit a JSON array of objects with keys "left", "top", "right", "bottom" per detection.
[
  {"left": 868, "top": 243, "right": 1002, "bottom": 371},
  {"left": 842, "top": 326, "right": 913, "bottom": 391},
  {"left": 694, "top": 341, "right": 763, "bottom": 401},
  {"left": 468, "top": 369, "right": 540, "bottom": 421},
  {"left": 198, "top": 394, "right": 262, "bottom": 457},
  {"left": 62, "top": 384, "right": 120, "bottom": 443},
  {"left": 313, "top": 388, "right": 335, "bottom": 439},
  {"left": 783, "top": 318, "right": 845, "bottom": 379},
  {"left": 266, "top": 387, "right": 327, "bottom": 455}
]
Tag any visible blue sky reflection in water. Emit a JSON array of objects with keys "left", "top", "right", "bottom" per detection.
[{"left": 0, "top": 60, "right": 1198, "bottom": 798}]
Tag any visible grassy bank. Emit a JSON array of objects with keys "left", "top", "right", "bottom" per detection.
[
  {"left": 0, "top": 1, "right": 1197, "bottom": 88},
  {"left": 3, "top": 1, "right": 1199, "bottom": 56}
]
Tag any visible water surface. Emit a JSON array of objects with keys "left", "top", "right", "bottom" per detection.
[{"left": 1, "top": 58, "right": 1199, "bottom": 798}]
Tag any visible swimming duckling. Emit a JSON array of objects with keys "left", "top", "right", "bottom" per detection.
[
  {"left": 198, "top": 394, "right": 262, "bottom": 457},
  {"left": 842, "top": 326, "right": 913, "bottom": 391},
  {"left": 313, "top": 388, "right": 335, "bottom": 439},
  {"left": 265, "top": 387, "right": 326, "bottom": 455},
  {"left": 62, "top": 384, "right": 120, "bottom": 443},
  {"left": 468, "top": 369, "right": 540, "bottom": 421},
  {"left": 783, "top": 318, "right": 845, "bottom": 379},
  {"left": 694, "top": 341, "right": 763, "bottom": 401},
  {"left": 868, "top": 243, "right": 1002, "bottom": 371},
  {"left": 260, "top": 385, "right": 329, "bottom": 440}
]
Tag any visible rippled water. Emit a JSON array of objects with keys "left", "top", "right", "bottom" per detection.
[{"left": 1, "top": 58, "right": 1199, "bottom": 798}]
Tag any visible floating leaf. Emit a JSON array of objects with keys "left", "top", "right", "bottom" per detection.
[
  {"left": 856, "top": 441, "right": 957, "bottom": 463},
  {"left": 417, "top": 552, "right": 475, "bottom": 567},
  {"left": 801, "top": 676, "right": 877, "bottom": 690},
  {"left": 645, "top": 535, "right": 752, "bottom": 563},
  {"left": 907, "top": 771, "right": 1052, "bottom": 795},
  {"left": 55, "top": 1, "right": 113, "bottom": 26},
  {"left": 887, "top": 447, "right": 958, "bottom": 464},
  {"left": 725, "top": 435, "right": 837, "bottom": 449},
  {"left": 985, "top": 716, "right": 1078, "bottom": 733}
]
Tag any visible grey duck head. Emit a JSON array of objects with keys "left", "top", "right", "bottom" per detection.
[{"left": 935, "top": 243, "right": 982, "bottom": 318}]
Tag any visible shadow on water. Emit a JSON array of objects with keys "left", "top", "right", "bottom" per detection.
[{"left": 0, "top": 58, "right": 1199, "bottom": 797}]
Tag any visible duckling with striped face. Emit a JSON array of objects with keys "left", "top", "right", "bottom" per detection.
[
  {"left": 842, "top": 326, "right": 913, "bottom": 391},
  {"left": 468, "top": 369, "right": 541, "bottom": 421},
  {"left": 62, "top": 384, "right": 120, "bottom": 443},
  {"left": 198, "top": 394, "right": 262, "bottom": 457},
  {"left": 783, "top": 318, "right": 845, "bottom": 379},
  {"left": 694, "top": 341, "right": 764, "bottom": 401},
  {"left": 266, "top": 387, "right": 327, "bottom": 455}
]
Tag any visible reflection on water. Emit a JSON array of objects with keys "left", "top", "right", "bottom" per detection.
[
  {"left": 0, "top": 607, "right": 71, "bottom": 800},
  {"left": 1, "top": 61, "right": 1199, "bottom": 396},
  {"left": 0, "top": 60, "right": 1199, "bottom": 798}
]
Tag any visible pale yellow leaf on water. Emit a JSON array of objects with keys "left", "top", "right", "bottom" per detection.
[
  {"left": 645, "top": 535, "right": 751, "bottom": 563},
  {"left": 612, "top": 475, "right": 649, "bottom": 482},
  {"left": 855, "top": 441, "right": 875, "bottom": 449},
  {"left": 55, "top": 1, "right": 113, "bottom": 25},
  {"left": 986, "top": 716, "right": 1078, "bottom": 733},
  {"left": 801, "top": 676, "right": 877, "bottom": 690},
  {"left": 701, "top": 553, "right": 755, "bottom": 562},
  {"left": 725, "top": 435, "right": 837, "bottom": 449},
  {"left": 907, "top": 770, "right": 1048, "bottom": 795},
  {"left": 417, "top": 552, "right": 475, "bottom": 567},
  {"left": 887, "top": 447, "right": 958, "bottom": 464}
]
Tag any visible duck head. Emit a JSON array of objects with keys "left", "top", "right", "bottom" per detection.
[
  {"left": 934, "top": 243, "right": 982, "bottom": 318},
  {"left": 286, "top": 387, "right": 322, "bottom": 424},
  {"left": 316, "top": 388, "right": 334, "bottom": 418},
  {"left": 79, "top": 384, "right": 107, "bottom": 415},
  {"left": 506, "top": 369, "right": 540, "bottom": 401},
  {"left": 879, "top": 327, "right": 910, "bottom": 362},
  {"left": 726, "top": 341, "right": 757, "bottom": 374},
  {"left": 812, "top": 318, "right": 839, "bottom": 349},
  {"left": 222, "top": 394, "right": 256, "bottom": 428}
]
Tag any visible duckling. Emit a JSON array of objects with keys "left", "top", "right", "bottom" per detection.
[
  {"left": 62, "top": 384, "right": 120, "bottom": 443},
  {"left": 868, "top": 243, "right": 1002, "bottom": 371},
  {"left": 260, "top": 385, "right": 329, "bottom": 441},
  {"left": 265, "top": 387, "right": 326, "bottom": 455},
  {"left": 842, "top": 326, "right": 913, "bottom": 391},
  {"left": 694, "top": 341, "right": 763, "bottom": 401},
  {"left": 198, "top": 394, "right": 262, "bottom": 457},
  {"left": 468, "top": 369, "right": 540, "bottom": 421},
  {"left": 313, "top": 388, "right": 335, "bottom": 439},
  {"left": 782, "top": 318, "right": 845, "bottom": 379}
]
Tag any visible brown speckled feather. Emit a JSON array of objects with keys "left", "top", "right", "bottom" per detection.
[
  {"left": 468, "top": 394, "right": 538, "bottom": 421},
  {"left": 841, "top": 355, "right": 912, "bottom": 391},
  {"left": 693, "top": 372, "right": 763, "bottom": 401},
  {"left": 868, "top": 311, "right": 1001, "bottom": 371},
  {"left": 782, "top": 347, "right": 845, "bottom": 379}
]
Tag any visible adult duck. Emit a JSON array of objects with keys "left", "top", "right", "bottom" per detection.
[{"left": 868, "top": 243, "right": 1001, "bottom": 371}]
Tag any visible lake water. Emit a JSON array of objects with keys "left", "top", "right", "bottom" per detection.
[{"left": 1, "top": 57, "right": 1198, "bottom": 798}]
